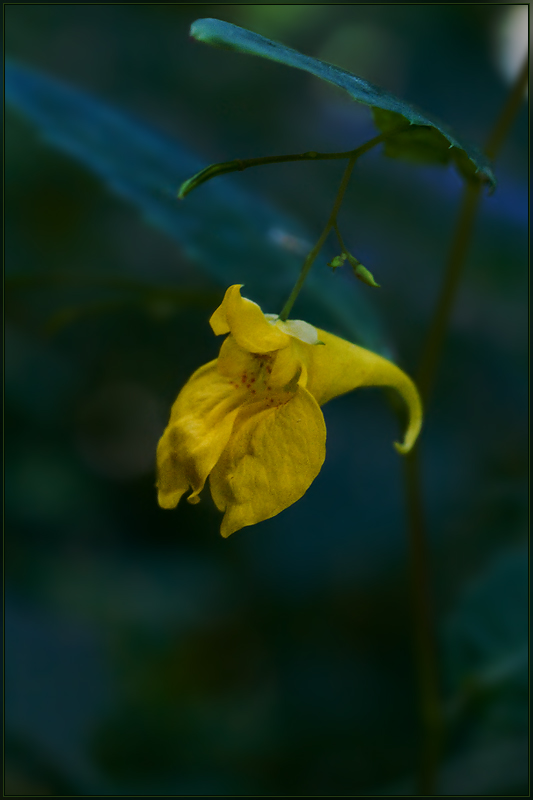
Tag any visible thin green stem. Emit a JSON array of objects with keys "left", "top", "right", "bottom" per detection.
[
  {"left": 418, "top": 58, "right": 528, "bottom": 405},
  {"left": 178, "top": 130, "right": 399, "bottom": 199},
  {"left": 405, "top": 55, "right": 527, "bottom": 796},
  {"left": 416, "top": 180, "right": 481, "bottom": 403},
  {"left": 333, "top": 221, "right": 348, "bottom": 255},
  {"left": 278, "top": 156, "right": 357, "bottom": 321},
  {"left": 485, "top": 58, "right": 529, "bottom": 161}
]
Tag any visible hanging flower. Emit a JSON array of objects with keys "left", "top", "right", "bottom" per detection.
[{"left": 157, "top": 285, "right": 422, "bottom": 537}]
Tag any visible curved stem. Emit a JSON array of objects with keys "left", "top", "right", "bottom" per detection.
[
  {"left": 416, "top": 180, "right": 481, "bottom": 403},
  {"left": 333, "top": 221, "right": 349, "bottom": 255},
  {"left": 485, "top": 58, "right": 529, "bottom": 161},
  {"left": 278, "top": 156, "right": 357, "bottom": 321},
  {"left": 405, "top": 55, "right": 528, "bottom": 796},
  {"left": 418, "top": 57, "right": 528, "bottom": 404},
  {"left": 178, "top": 129, "right": 400, "bottom": 199}
]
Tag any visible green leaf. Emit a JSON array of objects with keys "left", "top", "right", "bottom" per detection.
[
  {"left": 190, "top": 18, "right": 495, "bottom": 189},
  {"left": 444, "top": 548, "right": 528, "bottom": 738},
  {"left": 5, "top": 60, "right": 390, "bottom": 356},
  {"left": 373, "top": 108, "right": 485, "bottom": 182},
  {"left": 376, "top": 736, "right": 529, "bottom": 796}
]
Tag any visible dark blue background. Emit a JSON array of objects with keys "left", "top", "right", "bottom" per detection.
[{"left": 5, "top": 5, "right": 528, "bottom": 795}]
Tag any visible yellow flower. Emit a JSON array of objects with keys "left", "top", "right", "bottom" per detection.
[{"left": 157, "top": 285, "right": 422, "bottom": 538}]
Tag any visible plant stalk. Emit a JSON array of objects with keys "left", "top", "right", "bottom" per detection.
[
  {"left": 278, "top": 156, "right": 357, "bottom": 321},
  {"left": 405, "top": 55, "right": 527, "bottom": 796},
  {"left": 178, "top": 129, "right": 402, "bottom": 199}
]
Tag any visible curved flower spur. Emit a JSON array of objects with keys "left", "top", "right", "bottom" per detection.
[{"left": 157, "top": 285, "right": 422, "bottom": 537}]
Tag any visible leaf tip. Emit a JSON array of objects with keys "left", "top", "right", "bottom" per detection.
[
  {"left": 189, "top": 18, "right": 212, "bottom": 41},
  {"left": 189, "top": 18, "right": 238, "bottom": 52},
  {"left": 177, "top": 182, "right": 189, "bottom": 200}
]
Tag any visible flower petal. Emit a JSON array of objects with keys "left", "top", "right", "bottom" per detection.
[
  {"left": 209, "top": 387, "right": 326, "bottom": 537},
  {"left": 156, "top": 361, "right": 241, "bottom": 508},
  {"left": 305, "top": 329, "right": 422, "bottom": 454},
  {"left": 209, "top": 284, "right": 290, "bottom": 352},
  {"left": 275, "top": 317, "right": 322, "bottom": 345},
  {"left": 216, "top": 334, "right": 254, "bottom": 381}
]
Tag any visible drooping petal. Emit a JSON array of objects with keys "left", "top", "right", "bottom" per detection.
[
  {"left": 304, "top": 329, "right": 422, "bottom": 454},
  {"left": 209, "top": 387, "right": 326, "bottom": 537},
  {"left": 156, "top": 361, "right": 241, "bottom": 508},
  {"left": 209, "top": 284, "right": 290, "bottom": 352}
]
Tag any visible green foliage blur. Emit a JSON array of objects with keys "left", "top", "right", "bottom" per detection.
[{"left": 5, "top": 4, "right": 528, "bottom": 796}]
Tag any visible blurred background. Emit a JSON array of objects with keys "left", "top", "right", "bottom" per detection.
[{"left": 5, "top": 4, "right": 528, "bottom": 796}]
